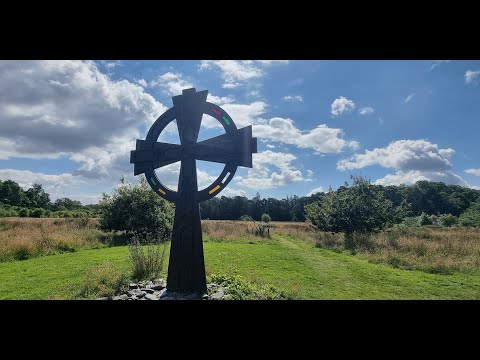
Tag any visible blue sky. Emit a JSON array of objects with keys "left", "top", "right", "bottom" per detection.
[{"left": 0, "top": 60, "right": 479, "bottom": 204}]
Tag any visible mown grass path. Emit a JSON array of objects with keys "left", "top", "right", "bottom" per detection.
[{"left": 1, "top": 234, "right": 479, "bottom": 299}]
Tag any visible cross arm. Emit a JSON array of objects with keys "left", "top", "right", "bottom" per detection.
[
  {"left": 194, "top": 126, "right": 257, "bottom": 168},
  {"left": 130, "top": 140, "right": 183, "bottom": 175}
]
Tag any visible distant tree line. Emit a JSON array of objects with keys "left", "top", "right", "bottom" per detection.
[
  {"left": 200, "top": 192, "right": 320, "bottom": 222},
  {"left": 0, "top": 179, "right": 100, "bottom": 218},
  {"left": 200, "top": 180, "right": 480, "bottom": 222},
  {"left": 2, "top": 177, "right": 480, "bottom": 224}
]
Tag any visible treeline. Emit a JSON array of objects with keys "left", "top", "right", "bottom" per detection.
[
  {"left": 200, "top": 181, "right": 480, "bottom": 221},
  {"left": 0, "top": 179, "right": 100, "bottom": 218},
  {"left": 2, "top": 177, "right": 480, "bottom": 221},
  {"left": 200, "top": 193, "right": 317, "bottom": 221}
]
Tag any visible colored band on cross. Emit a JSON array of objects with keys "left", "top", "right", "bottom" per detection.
[
  {"left": 208, "top": 185, "right": 221, "bottom": 194},
  {"left": 211, "top": 108, "right": 230, "bottom": 126}
]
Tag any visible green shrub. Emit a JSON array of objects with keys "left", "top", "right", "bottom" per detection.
[
  {"left": 261, "top": 213, "right": 271, "bottom": 223},
  {"left": 440, "top": 214, "right": 458, "bottom": 227},
  {"left": 459, "top": 202, "right": 480, "bottom": 228},
  {"left": 239, "top": 215, "right": 254, "bottom": 221},
  {"left": 419, "top": 212, "right": 432, "bottom": 226},
  {"left": 129, "top": 235, "right": 168, "bottom": 281},
  {"left": 208, "top": 274, "right": 293, "bottom": 300},
  {"left": 0, "top": 209, "right": 18, "bottom": 217},
  {"left": 402, "top": 216, "right": 419, "bottom": 227},
  {"left": 305, "top": 176, "right": 393, "bottom": 249},
  {"left": 31, "top": 208, "right": 46, "bottom": 218},
  {"left": 19, "top": 208, "right": 29, "bottom": 217},
  {"left": 99, "top": 176, "right": 174, "bottom": 240}
]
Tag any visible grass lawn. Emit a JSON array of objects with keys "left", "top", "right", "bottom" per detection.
[{"left": 1, "top": 234, "right": 479, "bottom": 299}]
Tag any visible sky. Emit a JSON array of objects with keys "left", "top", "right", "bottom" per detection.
[{"left": 0, "top": 60, "right": 479, "bottom": 204}]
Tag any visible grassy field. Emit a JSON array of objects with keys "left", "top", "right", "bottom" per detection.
[
  {"left": 0, "top": 218, "right": 109, "bottom": 262},
  {"left": 1, "top": 218, "right": 479, "bottom": 299}
]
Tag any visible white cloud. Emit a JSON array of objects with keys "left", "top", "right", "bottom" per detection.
[
  {"left": 221, "top": 101, "right": 268, "bottom": 128},
  {"left": 359, "top": 107, "right": 374, "bottom": 115},
  {"left": 283, "top": 95, "right": 303, "bottom": 102},
  {"left": 0, "top": 60, "right": 166, "bottom": 161},
  {"left": 337, "top": 140, "right": 455, "bottom": 172},
  {"left": 149, "top": 72, "right": 194, "bottom": 95},
  {"left": 307, "top": 186, "right": 324, "bottom": 196},
  {"left": 219, "top": 187, "right": 247, "bottom": 197},
  {"left": 331, "top": 96, "right": 355, "bottom": 117},
  {"left": 102, "top": 60, "right": 121, "bottom": 69},
  {"left": 236, "top": 150, "right": 305, "bottom": 189},
  {"left": 374, "top": 170, "right": 467, "bottom": 187},
  {"left": 307, "top": 170, "right": 314, "bottom": 178},
  {"left": 0, "top": 169, "right": 95, "bottom": 202},
  {"left": 254, "top": 118, "right": 358, "bottom": 154},
  {"left": 206, "top": 94, "right": 235, "bottom": 106},
  {"left": 199, "top": 60, "right": 289, "bottom": 88},
  {"left": 465, "top": 70, "right": 480, "bottom": 84},
  {"left": 0, "top": 169, "right": 81, "bottom": 191},
  {"left": 429, "top": 60, "right": 451, "bottom": 71},
  {"left": 404, "top": 93, "right": 416, "bottom": 103},
  {"left": 337, "top": 139, "right": 469, "bottom": 187},
  {"left": 136, "top": 78, "right": 147, "bottom": 87},
  {"left": 149, "top": 71, "right": 236, "bottom": 104},
  {"left": 256, "top": 60, "right": 289, "bottom": 65},
  {"left": 465, "top": 169, "right": 480, "bottom": 176}
]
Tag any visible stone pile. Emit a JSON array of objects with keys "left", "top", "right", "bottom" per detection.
[{"left": 97, "top": 279, "right": 231, "bottom": 300}]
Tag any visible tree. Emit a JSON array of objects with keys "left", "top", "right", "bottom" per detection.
[
  {"left": 305, "top": 176, "right": 393, "bottom": 248},
  {"left": 459, "top": 202, "right": 480, "bottom": 228},
  {"left": 19, "top": 208, "right": 29, "bottom": 217},
  {"left": 99, "top": 176, "right": 174, "bottom": 240},
  {"left": 0, "top": 180, "right": 28, "bottom": 207},
  {"left": 419, "top": 212, "right": 432, "bottom": 226},
  {"left": 394, "top": 199, "right": 413, "bottom": 222},
  {"left": 440, "top": 214, "right": 458, "bottom": 227},
  {"left": 52, "top": 197, "right": 82, "bottom": 211},
  {"left": 26, "top": 184, "right": 51, "bottom": 209},
  {"left": 239, "top": 215, "right": 253, "bottom": 221},
  {"left": 261, "top": 213, "right": 271, "bottom": 223},
  {"left": 31, "top": 208, "right": 46, "bottom": 218}
]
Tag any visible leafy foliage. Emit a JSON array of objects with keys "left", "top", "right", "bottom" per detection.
[
  {"left": 239, "top": 215, "right": 253, "bottom": 221},
  {"left": 305, "top": 176, "right": 394, "bottom": 238},
  {"left": 261, "top": 213, "right": 271, "bottom": 223},
  {"left": 2, "top": 175, "right": 480, "bottom": 224},
  {"left": 18, "top": 208, "right": 29, "bottom": 217},
  {"left": 129, "top": 235, "right": 168, "bottom": 281},
  {"left": 25, "top": 184, "right": 50, "bottom": 209},
  {"left": 459, "top": 202, "right": 480, "bottom": 228},
  {"left": 440, "top": 214, "right": 458, "bottom": 227},
  {"left": 419, "top": 212, "right": 433, "bottom": 226},
  {"left": 30, "top": 208, "right": 46, "bottom": 218},
  {"left": 52, "top": 198, "right": 83, "bottom": 211},
  {"left": 0, "top": 179, "right": 101, "bottom": 217},
  {"left": 99, "top": 176, "right": 174, "bottom": 240},
  {"left": 208, "top": 274, "right": 293, "bottom": 300}
]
